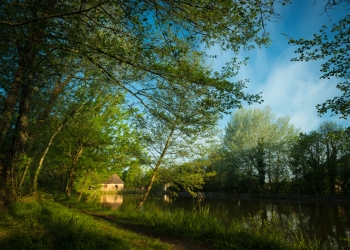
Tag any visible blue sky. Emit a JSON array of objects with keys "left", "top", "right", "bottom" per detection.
[{"left": 214, "top": 1, "right": 349, "bottom": 133}]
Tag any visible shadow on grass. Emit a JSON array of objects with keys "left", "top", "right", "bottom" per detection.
[{"left": 0, "top": 199, "right": 145, "bottom": 250}]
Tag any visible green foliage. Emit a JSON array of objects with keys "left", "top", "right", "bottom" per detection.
[
  {"left": 158, "top": 162, "right": 216, "bottom": 197},
  {"left": 289, "top": 121, "right": 350, "bottom": 195},
  {"left": 288, "top": 13, "right": 350, "bottom": 118},
  {"left": 37, "top": 91, "right": 145, "bottom": 195},
  {"left": 122, "top": 165, "right": 145, "bottom": 189},
  {"left": 0, "top": 0, "right": 288, "bottom": 199},
  {"left": 217, "top": 106, "right": 299, "bottom": 193},
  {"left": 134, "top": 63, "right": 231, "bottom": 207}
]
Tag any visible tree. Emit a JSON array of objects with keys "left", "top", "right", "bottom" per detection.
[
  {"left": 37, "top": 92, "right": 144, "bottom": 197},
  {"left": 289, "top": 131, "right": 328, "bottom": 194},
  {"left": 134, "top": 76, "right": 224, "bottom": 209},
  {"left": 18, "top": 73, "right": 107, "bottom": 195},
  {"left": 0, "top": 0, "right": 288, "bottom": 200},
  {"left": 319, "top": 122, "right": 345, "bottom": 194},
  {"left": 122, "top": 165, "right": 144, "bottom": 189},
  {"left": 289, "top": 121, "right": 349, "bottom": 195},
  {"left": 222, "top": 106, "right": 299, "bottom": 193},
  {"left": 155, "top": 135, "right": 220, "bottom": 196},
  {"left": 288, "top": 5, "right": 350, "bottom": 118},
  {"left": 158, "top": 162, "right": 216, "bottom": 197}
]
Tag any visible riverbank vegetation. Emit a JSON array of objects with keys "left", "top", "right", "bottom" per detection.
[
  {"left": 0, "top": 196, "right": 337, "bottom": 250},
  {"left": 204, "top": 109, "right": 350, "bottom": 196},
  {"left": 0, "top": 197, "right": 170, "bottom": 250}
]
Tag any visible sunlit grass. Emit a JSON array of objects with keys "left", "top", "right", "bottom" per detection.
[
  {"left": 0, "top": 197, "right": 170, "bottom": 250},
  {"left": 61, "top": 195, "right": 336, "bottom": 250},
  {"left": 114, "top": 203, "right": 290, "bottom": 249},
  {"left": 2, "top": 193, "right": 338, "bottom": 250}
]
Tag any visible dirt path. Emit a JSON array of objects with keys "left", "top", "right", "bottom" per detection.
[{"left": 82, "top": 211, "right": 211, "bottom": 250}]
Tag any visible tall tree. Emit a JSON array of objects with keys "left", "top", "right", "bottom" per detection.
[
  {"left": 0, "top": 0, "right": 288, "bottom": 201},
  {"left": 35, "top": 92, "right": 143, "bottom": 196},
  {"left": 134, "top": 80, "right": 220, "bottom": 209},
  {"left": 289, "top": 121, "right": 348, "bottom": 195},
  {"left": 289, "top": 131, "right": 327, "bottom": 194},
  {"left": 223, "top": 106, "right": 298, "bottom": 193}
]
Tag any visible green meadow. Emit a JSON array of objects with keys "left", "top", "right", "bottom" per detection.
[{"left": 0, "top": 194, "right": 339, "bottom": 250}]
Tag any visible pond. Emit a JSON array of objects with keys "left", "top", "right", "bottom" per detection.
[{"left": 100, "top": 194, "right": 350, "bottom": 248}]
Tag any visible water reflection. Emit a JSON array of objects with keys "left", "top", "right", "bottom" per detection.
[
  {"left": 100, "top": 194, "right": 123, "bottom": 210},
  {"left": 163, "top": 195, "right": 172, "bottom": 203},
  {"left": 100, "top": 194, "right": 350, "bottom": 248}
]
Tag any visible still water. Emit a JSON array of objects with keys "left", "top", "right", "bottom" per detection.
[{"left": 100, "top": 194, "right": 350, "bottom": 248}]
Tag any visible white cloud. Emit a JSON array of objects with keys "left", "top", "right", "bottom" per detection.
[
  {"left": 260, "top": 47, "right": 345, "bottom": 131},
  {"left": 218, "top": 46, "right": 348, "bottom": 132},
  {"left": 211, "top": 1, "right": 349, "bottom": 133}
]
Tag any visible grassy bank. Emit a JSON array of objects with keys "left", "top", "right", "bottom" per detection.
[
  {"left": 61, "top": 195, "right": 335, "bottom": 250},
  {"left": 0, "top": 197, "right": 170, "bottom": 250},
  {"left": 0, "top": 194, "right": 342, "bottom": 250}
]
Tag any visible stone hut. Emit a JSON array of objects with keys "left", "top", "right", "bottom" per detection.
[{"left": 101, "top": 174, "right": 124, "bottom": 191}]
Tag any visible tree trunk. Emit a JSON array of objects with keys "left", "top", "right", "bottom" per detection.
[
  {"left": 257, "top": 138, "right": 266, "bottom": 193},
  {"left": 8, "top": 72, "right": 34, "bottom": 196},
  {"left": 66, "top": 146, "right": 84, "bottom": 198},
  {"left": 66, "top": 171, "right": 76, "bottom": 198},
  {"left": 0, "top": 63, "right": 24, "bottom": 200},
  {"left": 79, "top": 170, "right": 89, "bottom": 201},
  {"left": 32, "top": 104, "right": 86, "bottom": 194},
  {"left": 327, "top": 144, "right": 338, "bottom": 195},
  {"left": 135, "top": 124, "right": 176, "bottom": 210},
  {"left": 32, "top": 126, "right": 63, "bottom": 194},
  {"left": 0, "top": 63, "right": 24, "bottom": 149},
  {"left": 25, "top": 74, "right": 75, "bottom": 191},
  {"left": 0, "top": 0, "right": 58, "bottom": 200},
  {"left": 15, "top": 74, "right": 34, "bottom": 155},
  {"left": 18, "top": 159, "right": 32, "bottom": 191}
]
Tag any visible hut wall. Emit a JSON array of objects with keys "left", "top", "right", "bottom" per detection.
[{"left": 101, "top": 184, "right": 124, "bottom": 191}]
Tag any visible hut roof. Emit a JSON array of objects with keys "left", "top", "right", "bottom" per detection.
[{"left": 103, "top": 174, "right": 124, "bottom": 184}]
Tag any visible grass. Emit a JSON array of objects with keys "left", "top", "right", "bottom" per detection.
[
  {"left": 114, "top": 204, "right": 288, "bottom": 250},
  {"left": 59, "top": 195, "right": 338, "bottom": 250},
  {"left": 0, "top": 196, "right": 170, "bottom": 250},
  {"left": 0, "top": 193, "right": 344, "bottom": 250}
]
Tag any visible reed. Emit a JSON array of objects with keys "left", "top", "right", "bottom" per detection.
[{"left": 110, "top": 202, "right": 337, "bottom": 250}]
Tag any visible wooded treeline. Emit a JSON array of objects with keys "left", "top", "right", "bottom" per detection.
[
  {"left": 202, "top": 108, "right": 350, "bottom": 195},
  {"left": 0, "top": 0, "right": 349, "bottom": 204}
]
